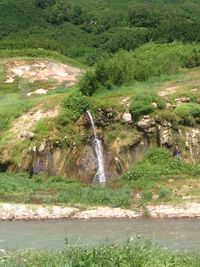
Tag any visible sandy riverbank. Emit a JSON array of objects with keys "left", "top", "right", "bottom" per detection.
[{"left": 1, "top": 202, "right": 200, "bottom": 220}]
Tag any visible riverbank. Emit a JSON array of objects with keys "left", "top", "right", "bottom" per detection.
[{"left": 1, "top": 202, "right": 200, "bottom": 220}]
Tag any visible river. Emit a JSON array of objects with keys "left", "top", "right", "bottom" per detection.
[{"left": 0, "top": 218, "right": 200, "bottom": 251}]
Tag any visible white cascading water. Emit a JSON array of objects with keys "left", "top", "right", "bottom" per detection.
[{"left": 86, "top": 110, "right": 107, "bottom": 184}]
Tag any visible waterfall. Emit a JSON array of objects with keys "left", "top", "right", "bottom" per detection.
[{"left": 86, "top": 110, "right": 107, "bottom": 184}]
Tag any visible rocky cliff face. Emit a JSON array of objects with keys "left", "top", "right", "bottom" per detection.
[{"left": 1, "top": 109, "right": 199, "bottom": 182}]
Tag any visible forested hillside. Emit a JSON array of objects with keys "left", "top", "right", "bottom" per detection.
[{"left": 0, "top": 0, "right": 200, "bottom": 64}]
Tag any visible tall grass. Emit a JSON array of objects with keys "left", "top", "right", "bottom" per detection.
[
  {"left": 0, "top": 173, "right": 132, "bottom": 208},
  {"left": 2, "top": 239, "right": 200, "bottom": 267}
]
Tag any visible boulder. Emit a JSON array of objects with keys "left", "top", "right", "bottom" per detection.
[
  {"left": 175, "top": 97, "right": 190, "bottom": 104},
  {"left": 20, "top": 131, "right": 35, "bottom": 139},
  {"left": 27, "top": 88, "right": 48, "bottom": 97},
  {"left": 152, "top": 102, "right": 158, "bottom": 109},
  {"left": 166, "top": 103, "right": 172, "bottom": 110},
  {"left": 122, "top": 112, "right": 132, "bottom": 123},
  {"left": 158, "top": 126, "right": 174, "bottom": 147},
  {"left": 137, "top": 116, "right": 155, "bottom": 131}
]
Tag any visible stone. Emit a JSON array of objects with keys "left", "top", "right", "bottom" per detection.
[
  {"left": 152, "top": 102, "right": 158, "bottom": 109},
  {"left": 159, "top": 126, "right": 174, "bottom": 147},
  {"left": 27, "top": 88, "right": 48, "bottom": 97},
  {"left": 166, "top": 103, "right": 172, "bottom": 110},
  {"left": 20, "top": 131, "right": 35, "bottom": 139},
  {"left": 39, "top": 140, "right": 46, "bottom": 152},
  {"left": 5, "top": 77, "right": 15, "bottom": 83},
  {"left": 105, "top": 108, "right": 113, "bottom": 113},
  {"left": 175, "top": 97, "right": 190, "bottom": 104},
  {"left": 137, "top": 116, "right": 155, "bottom": 131},
  {"left": 191, "top": 88, "right": 198, "bottom": 92},
  {"left": 122, "top": 112, "right": 132, "bottom": 123},
  {"left": 160, "top": 120, "right": 172, "bottom": 128}
]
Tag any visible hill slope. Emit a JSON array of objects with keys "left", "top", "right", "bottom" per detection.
[{"left": 0, "top": 0, "right": 200, "bottom": 64}]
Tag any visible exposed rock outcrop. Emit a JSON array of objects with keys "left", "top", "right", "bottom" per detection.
[{"left": 1, "top": 108, "right": 200, "bottom": 181}]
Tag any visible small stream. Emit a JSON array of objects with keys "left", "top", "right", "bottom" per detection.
[{"left": 1, "top": 218, "right": 200, "bottom": 251}]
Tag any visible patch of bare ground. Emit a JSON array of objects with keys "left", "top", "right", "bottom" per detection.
[
  {"left": 158, "top": 85, "right": 181, "bottom": 97},
  {"left": 0, "top": 203, "right": 141, "bottom": 220},
  {"left": 2, "top": 202, "right": 200, "bottom": 220},
  {"left": 147, "top": 202, "right": 200, "bottom": 218},
  {"left": 10, "top": 106, "right": 59, "bottom": 139},
  {"left": 158, "top": 69, "right": 200, "bottom": 97},
  {"left": 5, "top": 59, "right": 83, "bottom": 87}
]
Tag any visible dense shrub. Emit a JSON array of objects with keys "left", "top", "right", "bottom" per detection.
[
  {"left": 85, "top": 43, "right": 200, "bottom": 92},
  {"left": 58, "top": 91, "right": 90, "bottom": 125},
  {"left": 128, "top": 3, "right": 163, "bottom": 27},
  {"left": 0, "top": 0, "right": 200, "bottom": 65},
  {"left": 175, "top": 103, "right": 200, "bottom": 118},
  {"left": 62, "top": 91, "right": 89, "bottom": 114},
  {"left": 35, "top": 0, "right": 55, "bottom": 9},
  {"left": 101, "top": 28, "right": 151, "bottom": 53},
  {"left": 79, "top": 70, "right": 99, "bottom": 96},
  {"left": 158, "top": 186, "right": 173, "bottom": 200},
  {"left": 123, "top": 148, "right": 193, "bottom": 181}
]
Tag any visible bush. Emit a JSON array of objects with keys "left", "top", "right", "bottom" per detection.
[
  {"left": 91, "top": 43, "right": 200, "bottom": 90},
  {"left": 158, "top": 186, "right": 173, "bottom": 200},
  {"left": 123, "top": 148, "right": 192, "bottom": 181},
  {"left": 79, "top": 70, "right": 99, "bottom": 96},
  {"left": 175, "top": 103, "right": 200, "bottom": 118},
  {"left": 141, "top": 191, "right": 153, "bottom": 203},
  {"left": 62, "top": 91, "right": 90, "bottom": 120},
  {"left": 146, "top": 148, "right": 171, "bottom": 164},
  {"left": 129, "top": 95, "right": 154, "bottom": 121}
]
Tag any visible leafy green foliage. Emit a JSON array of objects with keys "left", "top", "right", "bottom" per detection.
[
  {"left": 84, "top": 43, "right": 200, "bottom": 94},
  {"left": 59, "top": 91, "right": 90, "bottom": 125},
  {"left": 123, "top": 148, "right": 193, "bottom": 181},
  {"left": 175, "top": 103, "right": 200, "bottom": 118},
  {"left": 158, "top": 186, "right": 173, "bottom": 201},
  {"left": 0, "top": 173, "right": 131, "bottom": 207},
  {"left": 56, "top": 185, "right": 131, "bottom": 207},
  {"left": 3, "top": 239, "right": 200, "bottom": 266},
  {"left": 0, "top": 0, "right": 200, "bottom": 64},
  {"left": 79, "top": 70, "right": 99, "bottom": 96},
  {"left": 129, "top": 94, "right": 164, "bottom": 121}
]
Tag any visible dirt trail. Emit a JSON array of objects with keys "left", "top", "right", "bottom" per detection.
[
  {"left": 158, "top": 69, "right": 200, "bottom": 97},
  {"left": 158, "top": 85, "right": 181, "bottom": 97}
]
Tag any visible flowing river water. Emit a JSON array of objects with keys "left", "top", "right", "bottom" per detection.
[{"left": 1, "top": 218, "right": 200, "bottom": 251}]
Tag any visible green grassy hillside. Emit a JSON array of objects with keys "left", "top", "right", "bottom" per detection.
[{"left": 0, "top": 0, "right": 200, "bottom": 64}]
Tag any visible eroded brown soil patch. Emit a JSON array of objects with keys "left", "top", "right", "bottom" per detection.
[{"left": 5, "top": 59, "right": 83, "bottom": 87}]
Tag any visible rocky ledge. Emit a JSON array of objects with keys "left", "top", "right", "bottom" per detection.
[{"left": 1, "top": 202, "right": 200, "bottom": 220}]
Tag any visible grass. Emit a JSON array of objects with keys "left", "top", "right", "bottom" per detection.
[
  {"left": 0, "top": 0, "right": 199, "bottom": 66},
  {"left": 0, "top": 173, "right": 132, "bottom": 208},
  {"left": 0, "top": 49, "right": 84, "bottom": 68},
  {"left": 2, "top": 239, "right": 200, "bottom": 267}
]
